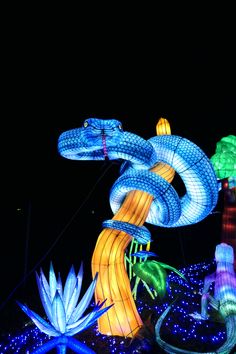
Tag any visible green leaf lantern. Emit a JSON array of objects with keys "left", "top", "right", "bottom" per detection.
[{"left": 132, "top": 260, "right": 187, "bottom": 299}]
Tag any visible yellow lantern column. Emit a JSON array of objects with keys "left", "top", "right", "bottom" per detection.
[{"left": 91, "top": 118, "right": 175, "bottom": 337}]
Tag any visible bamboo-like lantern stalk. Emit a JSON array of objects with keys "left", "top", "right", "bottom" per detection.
[{"left": 91, "top": 118, "right": 174, "bottom": 337}]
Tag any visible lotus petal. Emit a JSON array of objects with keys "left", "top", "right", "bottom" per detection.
[
  {"left": 65, "top": 263, "right": 84, "bottom": 322},
  {"left": 49, "top": 261, "right": 58, "bottom": 300},
  {"left": 69, "top": 272, "right": 98, "bottom": 324},
  {"left": 66, "top": 311, "right": 92, "bottom": 336},
  {"left": 84, "top": 303, "right": 114, "bottom": 330},
  {"left": 39, "top": 267, "right": 51, "bottom": 299},
  {"left": 52, "top": 291, "right": 66, "bottom": 333},
  {"left": 57, "top": 272, "right": 63, "bottom": 299},
  {"left": 66, "top": 280, "right": 82, "bottom": 323},
  {"left": 66, "top": 299, "right": 108, "bottom": 331},
  {"left": 66, "top": 302, "right": 113, "bottom": 336},
  {"left": 36, "top": 271, "right": 53, "bottom": 323},
  {"left": 16, "top": 301, "right": 60, "bottom": 337},
  {"left": 76, "top": 262, "right": 83, "bottom": 298},
  {"left": 63, "top": 264, "right": 78, "bottom": 311}
]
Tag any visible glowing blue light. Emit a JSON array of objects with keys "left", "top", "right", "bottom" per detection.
[{"left": 16, "top": 262, "right": 113, "bottom": 353}]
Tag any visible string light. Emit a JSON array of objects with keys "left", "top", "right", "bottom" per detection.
[{"left": 1, "top": 260, "right": 230, "bottom": 353}]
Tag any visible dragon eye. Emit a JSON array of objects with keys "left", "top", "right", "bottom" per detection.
[{"left": 83, "top": 121, "right": 89, "bottom": 128}]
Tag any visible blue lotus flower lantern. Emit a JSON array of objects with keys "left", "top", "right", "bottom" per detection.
[{"left": 17, "top": 261, "right": 113, "bottom": 353}]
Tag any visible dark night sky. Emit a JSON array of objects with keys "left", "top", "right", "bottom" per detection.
[{"left": 1, "top": 15, "right": 235, "bottom": 330}]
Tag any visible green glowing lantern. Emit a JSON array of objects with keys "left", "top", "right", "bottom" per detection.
[
  {"left": 132, "top": 260, "right": 187, "bottom": 299},
  {"left": 210, "top": 135, "right": 236, "bottom": 180}
]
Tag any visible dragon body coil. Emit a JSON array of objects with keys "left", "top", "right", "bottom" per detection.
[
  {"left": 58, "top": 117, "right": 219, "bottom": 338},
  {"left": 58, "top": 118, "right": 219, "bottom": 240}
]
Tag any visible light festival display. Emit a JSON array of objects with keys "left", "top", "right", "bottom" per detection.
[
  {"left": 17, "top": 262, "right": 112, "bottom": 353},
  {"left": 155, "top": 242, "right": 236, "bottom": 353},
  {"left": 57, "top": 117, "right": 219, "bottom": 338},
  {"left": 1, "top": 260, "right": 234, "bottom": 353}
]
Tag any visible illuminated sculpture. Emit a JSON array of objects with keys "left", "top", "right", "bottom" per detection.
[
  {"left": 128, "top": 249, "right": 187, "bottom": 300},
  {"left": 210, "top": 135, "right": 236, "bottom": 180},
  {"left": 132, "top": 257, "right": 187, "bottom": 299},
  {"left": 126, "top": 230, "right": 187, "bottom": 300},
  {"left": 17, "top": 262, "right": 112, "bottom": 354},
  {"left": 155, "top": 242, "right": 236, "bottom": 353},
  {"left": 211, "top": 135, "right": 236, "bottom": 269},
  {"left": 125, "top": 237, "right": 158, "bottom": 299},
  {"left": 58, "top": 118, "right": 218, "bottom": 337}
]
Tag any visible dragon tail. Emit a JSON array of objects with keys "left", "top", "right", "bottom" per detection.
[
  {"left": 216, "top": 315, "right": 236, "bottom": 354},
  {"left": 155, "top": 306, "right": 236, "bottom": 354}
]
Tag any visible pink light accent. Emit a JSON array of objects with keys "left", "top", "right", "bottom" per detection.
[{"left": 102, "top": 134, "right": 108, "bottom": 159}]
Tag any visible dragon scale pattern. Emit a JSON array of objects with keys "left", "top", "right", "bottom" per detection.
[
  {"left": 58, "top": 118, "right": 219, "bottom": 338},
  {"left": 58, "top": 118, "right": 218, "bottom": 232}
]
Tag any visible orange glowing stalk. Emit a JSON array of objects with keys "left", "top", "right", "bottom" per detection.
[{"left": 91, "top": 118, "right": 175, "bottom": 337}]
